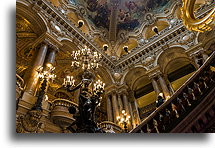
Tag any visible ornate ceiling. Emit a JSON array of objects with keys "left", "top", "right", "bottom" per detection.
[
  {"left": 16, "top": 0, "right": 215, "bottom": 113},
  {"left": 48, "top": 0, "right": 179, "bottom": 57},
  {"left": 72, "top": 0, "right": 174, "bottom": 31}
]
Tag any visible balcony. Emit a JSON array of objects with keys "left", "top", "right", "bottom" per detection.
[
  {"left": 130, "top": 51, "right": 215, "bottom": 133},
  {"left": 51, "top": 98, "right": 78, "bottom": 130},
  {"left": 98, "top": 121, "right": 122, "bottom": 133}
]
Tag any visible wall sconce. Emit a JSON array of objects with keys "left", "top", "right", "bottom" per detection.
[
  {"left": 123, "top": 46, "right": 129, "bottom": 53},
  {"left": 152, "top": 26, "right": 159, "bottom": 35},
  {"left": 78, "top": 20, "right": 84, "bottom": 28},
  {"left": 158, "top": 92, "right": 163, "bottom": 97},
  {"left": 103, "top": 44, "right": 108, "bottom": 51}
]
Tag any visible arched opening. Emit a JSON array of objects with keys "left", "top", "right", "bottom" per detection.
[
  {"left": 117, "top": 38, "right": 138, "bottom": 57},
  {"left": 144, "top": 20, "right": 170, "bottom": 40},
  {"left": 165, "top": 58, "right": 196, "bottom": 91},
  {"left": 157, "top": 46, "right": 197, "bottom": 93},
  {"left": 133, "top": 76, "right": 157, "bottom": 119},
  {"left": 124, "top": 66, "right": 156, "bottom": 120}
]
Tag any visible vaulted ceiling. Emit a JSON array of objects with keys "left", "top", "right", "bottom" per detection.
[{"left": 73, "top": 0, "right": 173, "bottom": 31}]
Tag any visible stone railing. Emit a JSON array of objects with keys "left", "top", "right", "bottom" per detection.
[
  {"left": 130, "top": 51, "right": 215, "bottom": 133},
  {"left": 51, "top": 98, "right": 78, "bottom": 129},
  {"left": 98, "top": 121, "right": 122, "bottom": 133},
  {"left": 139, "top": 102, "right": 156, "bottom": 119}
]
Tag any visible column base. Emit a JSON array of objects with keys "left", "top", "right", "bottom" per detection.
[{"left": 17, "top": 92, "right": 37, "bottom": 115}]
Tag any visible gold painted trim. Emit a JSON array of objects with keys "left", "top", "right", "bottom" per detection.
[{"left": 181, "top": 0, "right": 215, "bottom": 32}]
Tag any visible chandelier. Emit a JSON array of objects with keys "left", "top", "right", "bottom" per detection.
[
  {"left": 117, "top": 110, "right": 131, "bottom": 132},
  {"left": 61, "top": 46, "right": 106, "bottom": 132},
  {"left": 71, "top": 46, "right": 102, "bottom": 70},
  {"left": 62, "top": 70, "right": 106, "bottom": 133},
  {"left": 32, "top": 64, "right": 56, "bottom": 111}
]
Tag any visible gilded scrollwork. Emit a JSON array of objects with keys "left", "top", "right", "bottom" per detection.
[
  {"left": 16, "top": 110, "right": 44, "bottom": 133},
  {"left": 181, "top": 0, "right": 215, "bottom": 32}
]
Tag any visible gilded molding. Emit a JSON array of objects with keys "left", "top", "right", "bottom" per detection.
[{"left": 181, "top": 0, "right": 215, "bottom": 32}]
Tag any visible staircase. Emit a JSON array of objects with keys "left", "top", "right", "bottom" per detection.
[{"left": 130, "top": 52, "right": 215, "bottom": 133}]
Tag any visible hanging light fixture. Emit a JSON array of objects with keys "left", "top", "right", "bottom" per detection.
[{"left": 71, "top": 46, "right": 102, "bottom": 70}]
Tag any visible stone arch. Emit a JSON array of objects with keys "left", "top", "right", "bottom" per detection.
[
  {"left": 157, "top": 47, "right": 197, "bottom": 92},
  {"left": 156, "top": 47, "right": 193, "bottom": 73},
  {"left": 121, "top": 65, "right": 148, "bottom": 90},
  {"left": 60, "top": 38, "right": 80, "bottom": 52},
  {"left": 116, "top": 38, "right": 139, "bottom": 57},
  {"left": 143, "top": 20, "right": 170, "bottom": 40},
  {"left": 203, "top": 37, "right": 215, "bottom": 51},
  {"left": 94, "top": 66, "right": 114, "bottom": 87},
  {"left": 16, "top": 1, "right": 48, "bottom": 36},
  {"left": 164, "top": 57, "right": 196, "bottom": 75},
  {"left": 154, "top": 44, "right": 189, "bottom": 67}
]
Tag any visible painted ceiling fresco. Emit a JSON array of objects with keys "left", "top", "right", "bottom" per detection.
[{"left": 72, "top": 0, "right": 174, "bottom": 32}]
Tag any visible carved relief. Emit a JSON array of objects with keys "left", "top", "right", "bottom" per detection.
[{"left": 16, "top": 110, "right": 44, "bottom": 133}]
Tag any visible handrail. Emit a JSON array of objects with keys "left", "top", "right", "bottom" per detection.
[
  {"left": 98, "top": 121, "right": 122, "bottom": 133},
  {"left": 52, "top": 98, "right": 78, "bottom": 108},
  {"left": 16, "top": 73, "right": 24, "bottom": 91},
  {"left": 130, "top": 51, "right": 215, "bottom": 133}
]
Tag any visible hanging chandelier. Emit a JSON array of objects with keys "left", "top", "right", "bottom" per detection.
[{"left": 71, "top": 46, "right": 102, "bottom": 70}]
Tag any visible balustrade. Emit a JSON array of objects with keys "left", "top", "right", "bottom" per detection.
[
  {"left": 130, "top": 51, "right": 215, "bottom": 133},
  {"left": 98, "top": 121, "right": 122, "bottom": 133}
]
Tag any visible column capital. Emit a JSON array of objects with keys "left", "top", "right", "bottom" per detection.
[
  {"left": 105, "top": 84, "right": 118, "bottom": 95},
  {"left": 148, "top": 69, "right": 163, "bottom": 80},
  {"left": 118, "top": 84, "right": 128, "bottom": 94},
  {"left": 31, "top": 32, "right": 62, "bottom": 52},
  {"left": 189, "top": 47, "right": 205, "bottom": 58}
]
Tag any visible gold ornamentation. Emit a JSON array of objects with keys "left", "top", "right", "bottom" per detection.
[
  {"left": 181, "top": 0, "right": 215, "bottom": 32},
  {"left": 16, "top": 110, "right": 44, "bottom": 133}
]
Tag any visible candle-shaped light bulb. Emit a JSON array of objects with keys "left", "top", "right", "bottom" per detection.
[{"left": 63, "top": 78, "right": 66, "bottom": 86}]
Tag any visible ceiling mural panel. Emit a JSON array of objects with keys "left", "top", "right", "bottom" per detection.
[
  {"left": 117, "top": 0, "right": 174, "bottom": 31},
  {"left": 72, "top": 0, "right": 174, "bottom": 32},
  {"left": 74, "top": 0, "right": 111, "bottom": 30}
]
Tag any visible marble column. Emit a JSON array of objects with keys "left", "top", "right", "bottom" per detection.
[
  {"left": 111, "top": 92, "right": 119, "bottom": 123},
  {"left": 151, "top": 77, "right": 162, "bottom": 97},
  {"left": 25, "top": 43, "right": 48, "bottom": 96},
  {"left": 122, "top": 92, "right": 130, "bottom": 116},
  {"left": 158, "top": 74, "right": 171, "bottom": 100},
  {"left": 128, "top": 102, "right": 135, "bottom": 128},
  {"left": 46, "top": 48, "right": 56, "bottom": 65},
  {"left": 117, "top": 93, "right": 123, "bottom": 113},
  {"left": 202, "top": 52, "right": 209, "bottom": 62},
  {"left": 107, "top": 95, "right": 113, "bottom": 122},
  {"left": 192, "top": 55, "right": 200, "bottom": 68},
  {"left": 167, "top": 80, "right": 175, "bottom": 95},
  {"left": 41, "top": 48, "right": 57, "bottom": 112},
  {"left": 132, "top": 100, "right": 141, "bottom": 125}
]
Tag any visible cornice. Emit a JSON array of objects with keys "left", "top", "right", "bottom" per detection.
[
  {"left": 31, "top": 32, "right": 62, "bottom": 51},
  {"left": 27, "top": 0, "right": 214, "bottom": 74}
]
